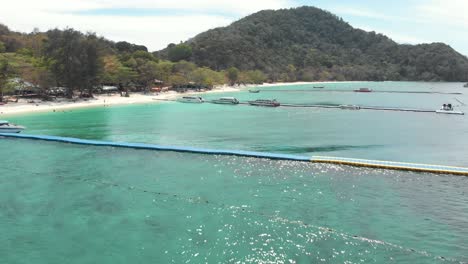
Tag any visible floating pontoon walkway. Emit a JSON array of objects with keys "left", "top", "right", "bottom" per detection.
[
  {"left": 260, "top": 89, "right": 463, "bottom": 95},
  {"left": 2, "top": 133, "right": 468, "bottom": 176},
  {"left": 152, "top": 99, "right": 443, "bottom": 113},
  {"left": 311, "top": 156, "right": 468, "bottom": 176},
  {"left": 279, "top": 104, "right": 436, "bottom": 113}
]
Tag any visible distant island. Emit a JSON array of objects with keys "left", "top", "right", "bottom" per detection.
[{"left": 1, "top": 6, "right": 468, "bottom": 102}]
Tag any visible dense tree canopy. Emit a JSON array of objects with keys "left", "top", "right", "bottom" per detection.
[
  {"left": 0, "top": 57, "right": 15, "bottom": 101},
  {"left": 115, "top": 41, "right": 148, "bottom": 53},
  {"left": 43, "top": 29, "right": 103, "bottom": 97},
  {"left": 226, "top": 67, "right": 240, "bottom": 85},
  {"left": 0, "top": 41, "right": 5, "bottom": 53},
  {"left": 1, "top": 23, "right": 272, "bottom": 100},
  {"left": 167, "top": 43, "right": 193, "bottom": 62}
]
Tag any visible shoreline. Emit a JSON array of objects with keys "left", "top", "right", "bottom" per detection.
[
  {"left": 0, "top": 85, "right": 247, "bottom": 116},
  {"left": 0, "top": 81, "right": 358, "bottom": 116}
]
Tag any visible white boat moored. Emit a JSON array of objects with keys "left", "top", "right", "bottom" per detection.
[
  {"left": 436, "top": 109, "right": 464, "bottom": 115},
  {"left": 178, "top": 96, "right": 204, "bottom": 103},
  {"left": 436, "top": 104, "right": 464, "bottom": 115},
  {"left": 340, "top": 104, "right": 361, "bottom": 110},
  {"left": 248, "top": 99, "right": 280, "bottom": 107},
  {"left": 211, "top": 97, "right": 239, "bottom": 104},
  {"left": 0, "top": 120, "right": 26, "bottom": 133}
]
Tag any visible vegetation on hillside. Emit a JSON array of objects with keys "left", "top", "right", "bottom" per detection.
[
  {"left": 0, "top": 25, "right": 265, "bottom": 101},
  {"left": 1, "top": 5, "right": 468, "bottom": 102},
  {"left": 158, "top": 6, "right": 468, "bottom": 82}
]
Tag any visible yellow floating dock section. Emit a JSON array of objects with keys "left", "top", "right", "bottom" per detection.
[
  {"left": 311, "top": 156, "right": 468, "bottom": 176},
  {"left": 2, "top": 133, "right": 468, "bottom": 176}
]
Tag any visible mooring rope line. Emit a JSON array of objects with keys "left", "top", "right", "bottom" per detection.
[
  {"left": 255, "top": 89, "right": 462, "bottom": 95},
  {"left": 50, "top": 173, "right": 461, "bottom": 263},
  {"left": 454, "top": 98, "right": 466, "bottom": 106},
  {"left": 152, "top": 98, "right": 442, "bottom": 113}
]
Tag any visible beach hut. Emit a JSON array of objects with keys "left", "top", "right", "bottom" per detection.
[
  {"left": 151, "top": 79, "right": 165, "bottom": 93},
  {"left": 102, "top": 85, "right": 119, "bottom": 93},
  {"left": 11, "top": 78, "right": 39, "bottom": 97},
  {"left": 154, "top": 79, "right": 164, "bottom": 86}
]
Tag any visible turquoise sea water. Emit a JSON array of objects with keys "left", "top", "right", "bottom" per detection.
[
  {"left": 1, "top": 82, "right": 468, "bottom": 263},
  {"left": 6, "top": 82, "right": 468, "bottom": 166}
]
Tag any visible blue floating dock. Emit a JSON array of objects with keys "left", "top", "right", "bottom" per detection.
[
  {"left": 0, "top": 133, "right": 310, "bottom": 162},
  {"left": 1, "top": 133, "right": 468, "bottom": 176}
]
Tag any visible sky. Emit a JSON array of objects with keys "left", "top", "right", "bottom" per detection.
[{"left": 1, "top": 0, "right": 467, "bottom": 55}]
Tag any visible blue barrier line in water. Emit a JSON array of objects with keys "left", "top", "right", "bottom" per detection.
[
  {"left": 0, "top": 133, "right": 310, "bottom": 162},
  {"left": 1, "top": 133, "right": 468, "bottom": 176}
]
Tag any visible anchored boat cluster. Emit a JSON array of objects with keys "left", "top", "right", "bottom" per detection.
[
  {"left": 178, "top": 96, "right": 280, "bottom": 107},
  {"left": 176, "top": 93, "right": 465, "bottom": 115}
]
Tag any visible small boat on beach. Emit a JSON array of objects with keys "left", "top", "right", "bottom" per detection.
[
  {"left": 0, "top": 120, "right": 25, "bottom": 133},
  {"left": 436, "top": 104, "right": 464, "bottom": 115},
  {"left": 178, "top": 96, "right": 204, "bottom": 103},
  {"left": 211, "top": 97, "right": 239, "bottom": 105},
  {"left": 248, "top": 99, "right": 280, "bottom": 107},
  {"left": 340, "top": 104, "right": 361, "bottom": 110},
  {"left": 354, "top": 88, "right": 372, "bottom": 93},
  {"left": 249, "top": 89, "right": 260, "bottom": 93}
]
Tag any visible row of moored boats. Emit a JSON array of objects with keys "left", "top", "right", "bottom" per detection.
[
  {"left": 0, "top": 97, "right": 464, "bottom": 137},
  {"left": 177, "top": 96, "right": 464, "bottom": 114},
  {"left": 178, "top": 96, "right": 280, "bottom": 107}
]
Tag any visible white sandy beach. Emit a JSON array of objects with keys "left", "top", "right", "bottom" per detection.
[
  {"left": 0, "top": 85, "right": 244, "bottom": 116},
  {"left": 0, "top": 81, "right": 345, "bottom": 116}
]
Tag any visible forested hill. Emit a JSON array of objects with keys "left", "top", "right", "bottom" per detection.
[{"left": 158, "top": 6, "right": 468, "bottom": 82}]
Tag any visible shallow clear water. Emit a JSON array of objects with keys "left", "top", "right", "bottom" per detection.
[
  {"left": 2, "top": 82, "right": 468, "bottom": 263},
  {"left": 6, "top": 82, "right": 468, "bottom": 166},
  {"left": 1, "top": 139, "right": 468, "bottom": 263}
]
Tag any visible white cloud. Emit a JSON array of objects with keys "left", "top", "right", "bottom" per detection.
[
  {"left": 357, "top": 25, "right": 429, "bottom": 44},
  {"left": 329, "top": 5, "right": 429, "bottom": 24},
  {"left": 416, "top": 0, "right": 468, "bottom": 29},
  {"left": 331, "top": 6, "right": 397, "bottom": 21},
  {"left": 388, "top": 34, "right": 429, "bottom": 45},
  {"left": 0, "top": 0, "right": 293, "bottom": 51},
  {"left": 324, "top": 2, "right": 468, "bottom": 55},
  {"left": 89, "top": 0, "right": 292, "bottom": 15},
  {"left": 2, "top": 0, "right": 292, "bottom": 14}
]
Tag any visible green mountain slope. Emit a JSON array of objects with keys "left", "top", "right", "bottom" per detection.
[{"left": 159, "top": 6, "right": 468, "bottom": 82}]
